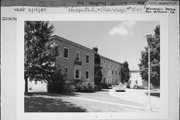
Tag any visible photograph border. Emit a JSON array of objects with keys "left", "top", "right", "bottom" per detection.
[{"left": 17, "top": 14, "right": 168, "bottom": 120}]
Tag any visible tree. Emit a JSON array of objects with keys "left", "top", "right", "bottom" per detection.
[
  {"left": 121, "top": 61, "right": 130, "bottom": 83},
  {"left": 47, "top": 66, "right": 67, "bottom": 93},
  {"left": 93, "top": 47, "right": 102, "bottom": 85},
  {"left": 139, "top": 25, "right": 160, "bottom": 87},
  {"left": 94, "top": 65, "right": 102, "bottom": 85},
  {"left": 24, "top": 21, "right": 59, "bottom": 93}
]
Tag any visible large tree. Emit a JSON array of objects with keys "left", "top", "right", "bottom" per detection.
[
  {"left": 139, "top": 25, "right": 160, "bottom": 87},
  {"left": 24, "top": 21, "right": 58, "bottom": 93},
  {"left": 121, "top": 61, "right": 130, "bottom": 83},
  {"left": 93, "top": 47, "right": 102, "bottom": 85}
]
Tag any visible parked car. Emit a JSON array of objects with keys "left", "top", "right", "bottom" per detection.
[{"left": 114, "top": 83, "right": 126, "bottom": 92}]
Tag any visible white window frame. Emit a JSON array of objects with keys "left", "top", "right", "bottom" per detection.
[
  {"left": 63, "top": 47, "right": 69, "bottom": 59},
  {"left": 75, "top": 51, "right": 80, "bottom": 61},
  {"left": 86, "top": 54, "right": 90, "bottom": 64},
  {"left": 85, "top": 70, "right": 89, "bottom": 80}
]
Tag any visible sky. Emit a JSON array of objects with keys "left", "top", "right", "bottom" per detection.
[{"left": 50, "top": 21, "right": 159, "bottom": 70}]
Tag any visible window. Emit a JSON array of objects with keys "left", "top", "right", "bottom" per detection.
[
  {"left": 64, "top": 67, "right": 68, "bottom": 73},
  {"left": 75, "top": 51, "right": 80, "bottom": 61},
  {"left": 135, "top": 80, "right": 138, "bottom": 84},
  {"left": 112, "top": 70, "right": 113, "bottom": 74},
  {"left": 75, "top": 69, "right": 80, "bottom": 79},
  {"left": 63, "top": 47, "right": 69, "bottom": 59},
  {"left": 116, "top": 71, "right": 117, "bottom": 75},
  {"left": 86, "top": 55, "right": 89, "bottom": 63},
  {"left": 85, "top": 71, "right": 89, "bottom": 79}
]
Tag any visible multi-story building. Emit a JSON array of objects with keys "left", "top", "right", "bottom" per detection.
[
  {"left": 51, "top": 35, "right": 95, "bottom": 83},
  {"left": 100, "top": 56, "right": 122, "bottom": 85},
  {"left": 28, "top": 35, "right": 123, "bottom": 92}
]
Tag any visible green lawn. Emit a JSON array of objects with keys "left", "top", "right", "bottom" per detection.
[{"left": 25, "top": 93, "right": 86, "bottom": 112}]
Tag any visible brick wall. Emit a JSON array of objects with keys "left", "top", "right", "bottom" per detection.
[{"left": 52, "top": 37, "right": 95, "bottom": 83}]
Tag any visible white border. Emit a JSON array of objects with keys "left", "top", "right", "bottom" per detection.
[{"left": 17, "top": 14, "right": 168, "bottom": 120}]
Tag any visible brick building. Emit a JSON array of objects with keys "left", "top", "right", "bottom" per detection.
[
  {"left": 51, "top": 35, "right": 95, "bottom": 83},
  {"left": 28, "top": 35, "right": 123, "bottom": 92},
  {"left": 100, "top": 56, "right": 122, "bottom": 85}
]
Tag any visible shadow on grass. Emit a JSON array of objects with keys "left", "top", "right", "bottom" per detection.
[
  {"left": 25, "top": 93, "right": 86, "bottom": 112},
  {"left": 25, "top": 92, "right": 79, "bottom": 97},
  {"left": 100, "top": 89, "right": 112, "bottom": 91}
]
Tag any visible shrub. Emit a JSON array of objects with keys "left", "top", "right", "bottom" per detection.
[
  {"left": 47, "top": 68, "right": 76, "bottom": 94},
  {"left": 99, "top": 83, "right": 109, "bottom": 89},
  {"left": 63, "top": 84, "right": 77, "bottom": 94},
  {"left": 94, "top": 84, "right": 102, "bottom": 91},
  {"left": 76, "top": 82, "right": 95, "bottom": 92},
  {"left": 133, "top": 85, "right": 145, "bottom": 89},
  {"left": 47, "top": 82, "right": 55, "bottom": 93},
  {"left": 126, "top": 83, "right": 130, "bottom": 88},
  {"left": 107, "top": 83, "right": 112, "bottom": 88},
  {"left": 47, "top": 82, "right": 65, "bottom": 93}
]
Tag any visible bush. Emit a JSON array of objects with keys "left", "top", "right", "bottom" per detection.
[
  {"left": 133, "top": 85, "right": 144, "bottom": 89},
  {"left": 94, "top": 84, "right": 102, "bottom": 91},
  {"left": 47, "top": 82, "right": 77, "bottom": 94},
  {"left": 107, "top": 83, "right": 112, "bottom": 88},
  {"left": 47, "top": 82, "right": 65, "bottom": 93},
  {"left": 47, "top": 82, "right": 55, "bottom": 93},
  {"left": 63, "top": 84, "right": 77, "bottom": 94},
  {"left": 126, "top": 83, "right": 130, "bottom": 88},
  {"left": 76, "top": 82, "right": 95, "bottom": 92},
  {"left": 99, "top": 83, "right": 109, "bottom": 89},
  {"left": 47, "top": 68, "right": 76, "bottom": 94}
]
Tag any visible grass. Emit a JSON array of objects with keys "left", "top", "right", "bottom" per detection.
[{"left": 25, "top": 92, "right": 86, "bottom": 112}]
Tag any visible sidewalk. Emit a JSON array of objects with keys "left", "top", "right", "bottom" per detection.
[{"left": 108, "top": 88, "right": 160, "bottom": 112}]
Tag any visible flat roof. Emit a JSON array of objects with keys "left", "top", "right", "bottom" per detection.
[
  {"left": 100, "top": 55, "right": 122, "bottom": 65},
  {"left": 50, "top": 35, "right": 96, "bottom": 53},
  {"left": 50, "top": 35, "right": 122, "bottom": 65}
]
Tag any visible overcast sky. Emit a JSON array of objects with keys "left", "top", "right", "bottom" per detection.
[{"left": 50, "top": 21, "right": 159, "bottom": 70}]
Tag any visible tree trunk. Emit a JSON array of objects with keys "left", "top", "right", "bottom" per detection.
[{"left": 25, "top": 77, "right": 28, "bottom": 94}]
